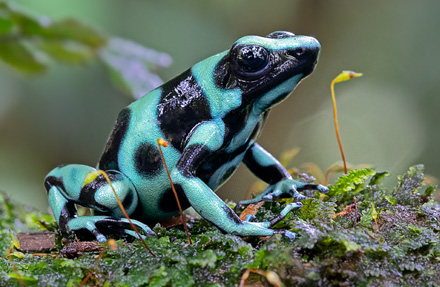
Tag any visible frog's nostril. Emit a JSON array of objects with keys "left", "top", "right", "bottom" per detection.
[
  {"left": 292, "top": 47, "right": 306, "bottom": 57},
  {"left": 286, "top": 47, "right": 306, "bottom": 59}
]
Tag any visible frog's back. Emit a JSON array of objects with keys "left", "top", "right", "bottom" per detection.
[
  {"left": 97, "top": 86, "right": 185, "bottom": 220},
  {"left": 98, "top": 49, "right": 250, "bottom": 183},
  {"left": 97, "top": 66, "right": 235, "bottom": 220}
]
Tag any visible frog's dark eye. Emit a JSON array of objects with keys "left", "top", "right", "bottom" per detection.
[{"left": 235, "top": 45, "right": 269, "bottom": 74}]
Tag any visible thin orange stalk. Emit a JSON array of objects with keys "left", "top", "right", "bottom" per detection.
[
  {"left": 157, "top": 138, "right": 192, "bottom": 245},
  {"left": 330, "top": 79, "right": 347, "bottom": 174},
  {"left": 330, "top": 70, "right": 363, "bottom": 174}
]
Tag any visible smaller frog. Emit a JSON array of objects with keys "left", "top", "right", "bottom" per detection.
[{"left": 45, "top": 31, "right": 327, "bottom": 242}]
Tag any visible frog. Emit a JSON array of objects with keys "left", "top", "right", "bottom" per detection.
[{"left": 44, "top": 31, "right": 327, "bottom": 242}]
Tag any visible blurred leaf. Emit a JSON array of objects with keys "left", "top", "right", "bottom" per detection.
[
  {"left": 0, "top": 1, "right": 105, "bottom": 73},
  {"left": 2, "top": 1, "right": 105, "bottom": 46},
  {"left": 0, "top": 16, "right": 14, "bottom": 36},
  {"left": 36, "top": 19, "right": 106, "bottom": 47},
  {"left": 37, "top": 40, "right": 94, "bottom": 64},
  {"left": 1, "top": 1, "right": 46, "bottom": 34},
  {"left": 99, "top": 37, "right": 172, "bottom": 99},
  {"left": 302, "top": 162, "right": 325, "bottom": 184},
  {"left": 0, "top": 41, "right": 46, "bottom": 73},
  {"left": 326, "top": 163, "right": 346, "bottom": 174},
  {"left": 0, "top": 1, "right": 170, "bottom": 98},
  {"left": 280, "top": 147, "right": 300, "bottom": 168}
]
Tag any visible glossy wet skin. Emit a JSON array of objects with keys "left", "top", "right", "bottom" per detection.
[{"left": 45, "top": 31, "right": 326, "bottom": 242}]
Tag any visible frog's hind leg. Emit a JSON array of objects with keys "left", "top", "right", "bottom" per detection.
[{"left": 45, "top": 164, "right": 155, "bottom": 242}]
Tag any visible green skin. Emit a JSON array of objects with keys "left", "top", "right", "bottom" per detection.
[{"left": 44, "top": 31, "right": 327, "bottom": 242}]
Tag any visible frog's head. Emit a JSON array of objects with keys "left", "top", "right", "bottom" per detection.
[{"left": 214, "top": 31, "right": 320, "bottom": 111}]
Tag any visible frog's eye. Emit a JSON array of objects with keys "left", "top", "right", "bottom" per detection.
[{"left": 234, "top": 45, "right": 269, "bottom": 75}]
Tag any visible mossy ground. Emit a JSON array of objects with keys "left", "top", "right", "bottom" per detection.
[{"left": 1, "top": 165, "right": 439, "bottom": 286}]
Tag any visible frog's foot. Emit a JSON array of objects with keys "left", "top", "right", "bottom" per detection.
[
  {"left": 243, "top": 201, "right": 302, "bottom": 227},
  {"left": 295, "top": 181, "right": 329, "bottom": 194},
  {"left": 232, "top": 216, "right": 298, "bottom": 239},
  {"left": 234, "top": 179, "right": 328, "bottom": 212},
  {"left": 269, "top": 202, "right": 303, "bottom": 227},
  {"left": 68, "top": 216, "right": 156, "bottom": 243},
  {"left": 45, "top": 164, "right": 151, "bottom": 242},
  {"left": 242, "top": 202, "right": 302, "bottom": 239}
]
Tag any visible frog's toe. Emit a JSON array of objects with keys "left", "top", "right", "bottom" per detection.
[
  {"left": 127, "top": 220, "right": 156, "bottom": 238},
  {"left": 317, "top": 184, "right": 329, "bottom": 193},
  {"left": 274, "top": 230, "right": 297, "bottom": 240},
  {"left": 295, "top": 193, "right": 308, "bottom": 201},
  {"left": 124, "top": 230, "right": 147, "bottom": 240},
  {"left": 100, "top": 218, "right": 156, "bottom": 239},
  {"left": 283, "top": 230, "right": 297, "bottom": 240},
  {"left": 67, "top": 217, "right": 109, "bottom": 242},
  {"left": 85, "top": 222, "right": 107, "bottom": 242},
  {"left": 262, "top": 194, "right": 275, "bottom": 201},
  {"left": 296, "top": 183, "right": 329, "bottom": 193},
  {"left": 96, "top": 234, "right": 107, "bottom": 243},
  {"left": 67, "top": 216, "right": 155, "bottom": 242},
  {"left": 269, "top": 202, "right": 303, "bottom": 227},
  {"left": 244, "top": 214, "right": 257, "bottom": 222}
]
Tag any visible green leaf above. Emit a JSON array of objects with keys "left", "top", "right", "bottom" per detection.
[{"left": 0, "top": 41, "right": 46, "bottom": 73}]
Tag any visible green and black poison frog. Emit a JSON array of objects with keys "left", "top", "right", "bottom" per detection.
[{"left": 45, "top": 31, "right": 328, "bottom": 242}]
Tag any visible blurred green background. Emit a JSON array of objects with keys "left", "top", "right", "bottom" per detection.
[{"left": 1, "top": 0, "right": 439, "bottom": 211}]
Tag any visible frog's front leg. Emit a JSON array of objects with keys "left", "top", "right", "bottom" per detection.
[
  {"left": 235, "top": 142, "right": 328, "bottom": 224},
  {"left": 171, "top": 121, "right": 289, "bottom": 237},
  {"left": 45, "top": 164, "right": 155, "bottom": 242}
]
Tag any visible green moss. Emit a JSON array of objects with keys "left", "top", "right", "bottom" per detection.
[{"left": 0, "top": 165, "right": 439, "bottom": 286}]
